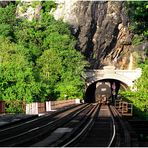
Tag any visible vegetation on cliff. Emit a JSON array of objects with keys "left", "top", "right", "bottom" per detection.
[
  {"left": 120, "top": 60, "right": 148, "bottom": 119},
  {"left": 128, "top": 1, "right": 148, "bottom": 41},
  {"left": 120, "top": 1, "right": 148, "bottom": 119},
  {"left": 0, "top": 2, "right": 87, "bottom": 113}
]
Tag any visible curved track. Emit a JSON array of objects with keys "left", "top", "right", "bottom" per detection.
[
  {"left": 0, "top": 103, "right": 137, "bottom": 147},
  {"left": 0, "top": 103, "right": 99, "bottom": 147},
  {"left": 63, "top": 104, "right": 134, "bottom": 147},
  {"left": 0, "top": 103, "right": 88, "bottom": 146},
  {"left": 67, "top": 104, "right": 114, "bottom": 147}
]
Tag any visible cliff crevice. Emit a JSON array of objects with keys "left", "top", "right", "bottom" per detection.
[{"left": 53, "top": 1, "right": 133, "bottom": 69}]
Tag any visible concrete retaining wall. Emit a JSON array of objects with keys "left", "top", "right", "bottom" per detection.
[
  {"left": 26, "top": 102, "right": 38, "bottom": 114},
  {"left": 26, "top": 99, "right": 80, "bottom": 115}
]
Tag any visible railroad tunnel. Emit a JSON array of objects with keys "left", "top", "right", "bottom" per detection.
[{"left": 84, "top": 79, "right": 128, "bottom": 103}]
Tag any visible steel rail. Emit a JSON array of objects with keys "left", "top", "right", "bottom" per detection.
[
  {"left": 32, "top": 103, "right": 99, "bottom": 146},
  {"left": 109, "top": 105, "right": 131, "bottom": 147},
  {"left": 61, "top": 103, "right": 101, "bottom": 147},
  {"left": 0, "top": 104, "right": 91, "bottom": 146},
  {"left": 0, "top": 104, "right": 80, "bottom": 134},
  {"left": 107, "top": 105, "right": 116, "bottom": 147},
  {"left": 67, "top": 104, "right": 130, "bottom": 147}
]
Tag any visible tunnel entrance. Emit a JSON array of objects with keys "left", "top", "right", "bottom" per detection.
[{"left": 84, "top": 79, "right": 128, "bottom": 103}]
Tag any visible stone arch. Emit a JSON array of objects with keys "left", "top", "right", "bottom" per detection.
[
  {"left": 86, "top": 73, "right": 133, "bottom": 88},
  {"left": 84, "top": 66, "right": 142, "bottom": 103}
]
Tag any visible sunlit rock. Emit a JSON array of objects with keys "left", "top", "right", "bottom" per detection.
[
  {"left": 52, "top": 1, "right": 135, "bottom": 69},
  {"left": 16, "top": 1, "right": 41, "bottom": 21}
]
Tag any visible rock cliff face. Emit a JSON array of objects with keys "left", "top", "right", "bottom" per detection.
[
  {"left": 15, "top": 1, "right": 146, "bottom": 70},
  {"left": 53, "top": 1, "right": 134, "bottom": 69}
]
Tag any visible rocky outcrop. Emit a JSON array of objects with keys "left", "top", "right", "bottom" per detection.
[
  {"left": 16, "top": 1, "right": 41, "bottom": 21},
  {"left": 53, "top": 1, "right": 134, "bottom": 69},
  {"left": 15, "top": 1, "right": 146, "bottom": 70}
]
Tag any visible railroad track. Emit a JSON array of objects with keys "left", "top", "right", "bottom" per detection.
[
  {"left": 0, "top": 104, "right": 81, "bottom": 139},
  {"left": 70, "top": 104, "right": 114, "bottom": 147},
  {"left": 0, "top": 103, "right": 138, "bottom": 147},
  {"left": 0, "top": 103, "right": 97, "bottom": 146},
  {"left": 0, "top": 103, "right": 87, "bottom": 146},
  {"left": 109, "top": 105, "right": 131, "bottom": 147},
  {"left": 63, "top": 104, "right": 137, "bottom": 147}
]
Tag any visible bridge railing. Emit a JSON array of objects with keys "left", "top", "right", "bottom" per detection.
[{"left": 115, "top": 100, "right": 133, "bottom": 116}]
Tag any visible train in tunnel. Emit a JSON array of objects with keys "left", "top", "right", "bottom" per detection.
[
  {"left": 95, "top": 82, "right": 112, "bottom": 104},
  {"left": 84, "top": 80, "right": 119, "bottom": 104}
]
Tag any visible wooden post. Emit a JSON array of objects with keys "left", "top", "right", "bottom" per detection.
[{"left": 0, "top": 101, "right": 5, "bottom": 113}]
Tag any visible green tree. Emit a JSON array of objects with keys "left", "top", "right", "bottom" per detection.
[
  {"left": 55, "top": 49, "right": 87, "bottom": 99},
  {"left": 0, "top": 1, "right": 87, "bottom": 113},
  {"left": 36, "top": 49, "right": 62, "bottom": 100},
  {"left": 128, "top": 1, "right": 148, "bottom": 39},
  {"left": 125, "top": 1, "right": 148, "bottom": 118},
  {"left": 14, "top": 5, "right": 87, "bottom": 100},
  {"left": 0, "top": 3, "right": 16, "bottom": 39},
  {"left": 120, "top": 60, "right": 148, "bottom": 119},
  {"left": 0, "top": 37, "right": 40, "bottom": 113},
  {"left": 42, "top": 0, "right": 57, "bottom": 12}
]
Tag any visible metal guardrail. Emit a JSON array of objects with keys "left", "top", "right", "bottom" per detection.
[{"left": 115, "top": 100, "right": 133, "bottom": 116}]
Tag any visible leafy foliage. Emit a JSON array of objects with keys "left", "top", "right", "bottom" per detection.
[
  {"left": 0, "top": 37, "right": 40, "bottom": 112},
  {"left": 0, "top": 3, "right": 16, "bottom": 39},
  {"left": 121, "top": 1, "right": 148, "bottom": 119},
  {"left": 0, "top": 2, "right": 87, "bottom": 112},
  {"left": 119, "top": 60, "right": 148, "bottom": 119},
  {"left": 42, "top": 1, "right": 57, "bottom": 12},
  {"left": 128, "top": 1, "right": 148, "bottom": 40}
]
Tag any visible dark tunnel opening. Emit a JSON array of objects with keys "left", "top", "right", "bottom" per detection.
[
  {"left": 84, "top": 79, "right": 128, "bottom": 103},
  {"left": 85, "top": 83, "right": 96, "bottom": 103}
]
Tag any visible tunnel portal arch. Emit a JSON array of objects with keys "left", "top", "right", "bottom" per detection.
[
  {"left": 84, "top": 78, "right": 128, "bottom": 103},
  {"left": 84, "top": 66, "right": 142, "bottom": 103},
  {"left": 86, "top": 73, "right": 133, "bottom": 89}
]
